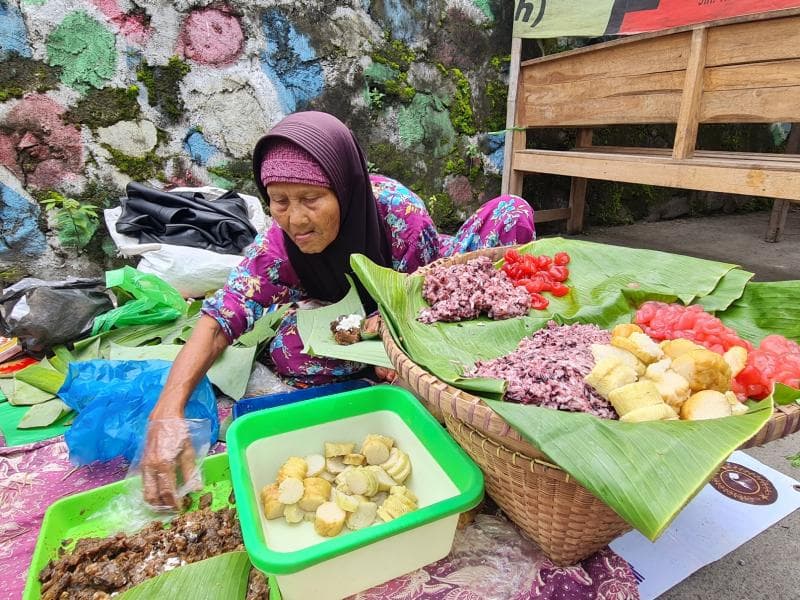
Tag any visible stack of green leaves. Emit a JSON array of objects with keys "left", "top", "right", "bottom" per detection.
[
  {"left": 351, "top": 238, "right": 799, "bottom": 539},
  {"left": 0, "top": 301, "right": 289, "bottom": 446}
]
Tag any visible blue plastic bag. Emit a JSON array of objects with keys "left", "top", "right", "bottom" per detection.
[{"left": 60, "top": 360, "right": 218, "bottom": 465}]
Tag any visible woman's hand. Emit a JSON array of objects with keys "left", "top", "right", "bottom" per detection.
[
  {"left": 141, "top": 418, "right": 196, "bottom": 509},
  {"left": 141, "top": 316, "right": 229, "bottom": 508},
  {"left": 374, "top": 366, "right": 397, "bottom": 382}
]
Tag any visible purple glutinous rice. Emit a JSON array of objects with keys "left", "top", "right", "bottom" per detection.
[
  {"left": 418, "top": 256, "right": 531, "bottom": 324},
  {"left": 466, "top": 321, "right": 618, "bottom": 419}
]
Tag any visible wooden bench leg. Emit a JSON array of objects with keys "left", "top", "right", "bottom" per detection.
[
  {"left": 567, "top": 177, "right": 588, "bottom": 234},
  {"left": 765, "top": 123, "right": 798, "bottom": 243},
  {"left": 765, "top": 200, "right": 790, "bottom": 243}
]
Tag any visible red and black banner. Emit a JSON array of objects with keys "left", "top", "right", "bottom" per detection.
[{"left": 513, "top": 0, "right": 800, "bottom": 38}]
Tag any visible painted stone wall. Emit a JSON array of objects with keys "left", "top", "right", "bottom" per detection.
[{"left": 0, "top": 0, "right": 513, "bottom": 283}]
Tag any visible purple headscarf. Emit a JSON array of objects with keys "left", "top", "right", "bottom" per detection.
[{"left": 252, "top": 111, "right": 391, "bottom": 311}]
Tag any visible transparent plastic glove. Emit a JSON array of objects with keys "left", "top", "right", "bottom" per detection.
[{"left": 140, "top": 418, "right": 206, "bottom": 510}]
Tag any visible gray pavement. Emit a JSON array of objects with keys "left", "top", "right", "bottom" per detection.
[{"left": 578, "top": 207, "right": 800, "bottom": 600}]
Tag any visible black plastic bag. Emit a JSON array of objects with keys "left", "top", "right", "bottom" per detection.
[
  {"left": 116, "top": 182, "right": 257, "bottom": 254},
  {"left": 0, "top": 278, "right": 113, "bottom": 353}
]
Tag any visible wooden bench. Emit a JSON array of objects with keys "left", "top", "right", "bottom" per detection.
[{"left": 501, "top": 10, "right": 800, "bottom": 240}]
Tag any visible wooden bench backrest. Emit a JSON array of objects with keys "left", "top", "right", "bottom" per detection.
[{"left": 517, "top": 13, "right": 800, "bottom": 130}]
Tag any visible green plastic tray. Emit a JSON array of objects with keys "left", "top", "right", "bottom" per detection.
[
  {"left": 22, "top": 453, "right": 283, "bottom": 600},
  {"left": 227, "top": 384, "right": 485, "bottom": 576}
]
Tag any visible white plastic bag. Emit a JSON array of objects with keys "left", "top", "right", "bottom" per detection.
[{"left": 104, "top": 186, "right": 269, "bottom": 298}]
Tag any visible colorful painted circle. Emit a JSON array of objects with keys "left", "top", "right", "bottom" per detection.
[
  {"left": 710, "top": 462, "right": 778, "bottom": 505},
  {"left": 178, "top": 7, "right": 244, "bottom": 66}
]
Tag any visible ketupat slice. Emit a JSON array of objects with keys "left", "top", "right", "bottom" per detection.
[
  {"left": 608, "top": 380, "right": 663, "bottom": 416},
  {"left": 343, "top": 453, "right": 366, "bottom": 466},
  {"left": 315, "top": 502, "right": 347, "bottom": 536},
  {"left": 377, "top": 495, "right": 412, "bottom": 522},
  {"left": 298, "top": 477, "right": 332, "bottom": 512},
  {"left": 260, "top": 483, "right": 284, "bottom": 520},
  {"left": 326, "top": 456, "right": 347, "bottom": 474},
  {"left": 333, "top": 489, "right": 360, "bottom": 512},
  {"left": 644, "top": 361, "right": 691, "bottom": 410},
  {"left": 284, "top": 503, "right": 305, "bottom": 524},
  {"left": 325, "top": 442, "right": 355, "bottom": 458},
  {"left": 305, "top": 454, "right": 326, "bottom": 477},
  {"left": 585, "top": 358, "right": 638, "bottom": 399},
  {"left": 619, "top": 403, "right": 678, "bottom": 423},
  {"left": 344, "top": 467, "right": 379, "bottom": 496},
  {"left": 362, "top": 439, "right": 391, "bottom": 465},
  {"left": 318, "top": 470, "right": 336, "bottom": 483},
  {"left": 277, "top": 457, "right": 307, "bottom": 483},
  {"left": 278, "top": 477, "right": 304, "bottom": 504},
  {"left": 365, "top": 465, "right": 398, "bottom": 492},
  {"left": 346, "top": 500, "right": 378, "bottom": 530},
  {"left": 380, "top": 447, "right": 412, "bottom": 483}
]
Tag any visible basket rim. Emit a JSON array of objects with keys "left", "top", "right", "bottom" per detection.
[{"left": 379, "top": 245, "right": 800, "bottom": 454}]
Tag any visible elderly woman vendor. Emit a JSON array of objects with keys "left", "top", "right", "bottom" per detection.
[{"left": 142, "top": 111, "right": 534, "bottom": 506}]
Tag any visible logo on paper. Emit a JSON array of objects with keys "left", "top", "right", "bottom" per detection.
[{"left": 710, "top": 462, "right": 778, "bottom": 505}]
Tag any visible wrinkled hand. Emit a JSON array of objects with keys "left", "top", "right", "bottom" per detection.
[{"left": 141, "top": 419, "right": 197, "bottom": 509}]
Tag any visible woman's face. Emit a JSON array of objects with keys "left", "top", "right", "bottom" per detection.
[{"left": 267, "top": 182, "right": 341, "bottom": 253}]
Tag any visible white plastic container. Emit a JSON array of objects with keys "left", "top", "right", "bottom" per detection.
[{"left": 227, "top": 385, "right": 484, "bottom": 600}]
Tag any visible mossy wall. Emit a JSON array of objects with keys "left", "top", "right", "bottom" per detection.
[{"left": 1, "top": 0, "right": 516, "bottom": 278}]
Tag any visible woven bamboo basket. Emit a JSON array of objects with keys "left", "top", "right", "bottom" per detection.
[{"left": 380, "top": 245, "right": 800, "bottom": 565}]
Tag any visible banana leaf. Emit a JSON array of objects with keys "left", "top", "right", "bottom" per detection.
[
  {"left": 296, "top": 277, "right": 393, "bottom": 369},
  {"left": 695, "top": 267, "right": 754, "bottom": 312},
  {"left": 0, "top": 401, "right": 72, "bottom": 445},
  {"left": 236, "top": 304, "right": 290, "bottom": 348},
  {"left": 718, "top": 280, "right": 800, "bottom": 345},
  {"left": 117, "top": 551, "right": 250, "bottom": 600},
  {"left": 8, "top": 379, "right": 54, "bottom": 406},
  {"left": 15, "top": 360, "right": 66, "bottom": 395},
  {"left": 350, "top": 239, "right": 777, "bottom": 540},
  {"left": 17, "top": 399, "right": 72, "bottom": 429}
]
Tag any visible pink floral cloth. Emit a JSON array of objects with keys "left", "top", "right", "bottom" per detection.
[{"left": 1, "top": 436, "right": 638, "bottom": 600}]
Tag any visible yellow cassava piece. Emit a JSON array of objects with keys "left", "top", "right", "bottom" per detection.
[
  {"left": 608, "top": 380, "right": 663, "bottom": 416},
  {"left": 619, "top": 403, "right": 678, "bottom": 423},
  {"left": 315, "top": 502, "right": 347, "bottom": 537},
  {"left": 611, "top": 323, "right": 643, "bottom": 338},
  {"left": 660, "top": 338, "right": 702, "bottom": 360},
  {"left": 346, "top": 500, "right": 378, "bottom": 530},
  {"left": 277, "top": 477, "right": 304, "bottom": 505},
  {"left": 260, "top": 483, "right": 284, "bottom": 520},
  {"left": 723, "top": 346, "right": 748, "bottom": 377},
  {"left": 276, "top": 457, "right": 307, "bottom": 483},
  {"left": 590, "top": 343, "right": 646, "bottom": 376},
  {"left": 283, "top": 503, "right": 305, "bottom": 524},
  {"left": 298, "top": 477, "right": 332, "bottom": 512},
  {"left": 680, "top": 390, "right": 733, "bottom": 420},
  {"left": 671, "top": 349, "right": 732, "bottom": 392},
  {"left": 611, "top": 333, "right": 663, "bottom": 364},
  {"left": 324, "top": 442, "right": 355, "bottom": 458},
  {"left": 343, "top": 453, "right": 366, "bottom": 466},
  {"left": 584, "top": 358, "right": 638, "bottom": 399}
]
